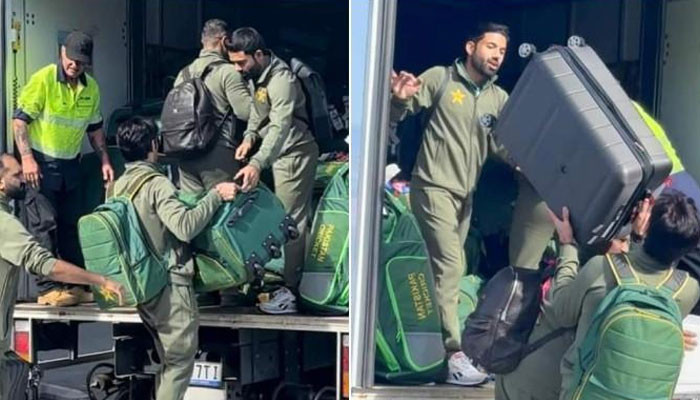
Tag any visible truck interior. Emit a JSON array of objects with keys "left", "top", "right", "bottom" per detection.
[
  {"left": 3, "top": 1, "right": 349, "bottom": 399},
  {"left": 351, "top": 0, "right": 700, "bottom": 398}
]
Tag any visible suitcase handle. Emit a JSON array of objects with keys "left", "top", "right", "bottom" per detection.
[{"left": 226, "top": 191, "right": 260, "bottom": 227}]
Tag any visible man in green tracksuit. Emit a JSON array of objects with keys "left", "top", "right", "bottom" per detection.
[
  {"left": 0, "top": 154, "right": 122, "bottom": 400},
  {"left": 176, "top": 19, "right": 252, "bottom": 193},
  {"left": 390, "top": 22, "right": 511, "bottom": 385},
  {"left": 114, "top": 117, "right": 238, "bottom": 400},
  {"left": 496, "top": 194, "right": 700, "bottom": 400},
  {"left": 227, "top": 27, "right": 319, "bottom": 314}
]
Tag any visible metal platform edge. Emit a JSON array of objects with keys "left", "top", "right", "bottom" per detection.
[{"left": 13, "top": 303, "right": 349, "bottom": 333}]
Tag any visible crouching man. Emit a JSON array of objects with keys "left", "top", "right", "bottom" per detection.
[{"left": 114, "top": 117, "right": 239, "bottom": 400}]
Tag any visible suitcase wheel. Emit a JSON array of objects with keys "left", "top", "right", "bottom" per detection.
[
  {"left": 567, "top": 35, "right": 586, "bottom": 48},
  {"left": 286, "top": 224, "right": 300, "bottom": 241},
  {"left": 268, "top": 244, "right": 282, "bottom": 259},
  {"left": 263, "top": 235, "right": 284, "bottom": 258},
  {"left": 518, "top": 43, "right": 537, "bottom": 58},
  {"left": 281, "top": 216, "right": 300, "bottom": 240},
  {"left": 245, "top": 253, "right": 266, "bottom": 288}
]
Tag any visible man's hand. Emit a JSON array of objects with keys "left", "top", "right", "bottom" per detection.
[
  {"left": 632, "top": 197, "right": 652, "bottom": 237},
  {"left": 547, "top": 206, "right": 575, "bottom": 245},
  {"left": 102, "top": 162, "right": 115, "bottom": 183},
  {"left": 21, "top": 155, "right": 41, "bottom": 188},
  {"left": 391, "top": 70, "right": 421, "bottom": 100},
  {"left": 234, "top": 165, "right": 260, "bottom": 192},
  {"left": 100, "top": 278, "right": 124, "bottom": 307},
  {"left": 684, "top": 329, "right": 697, "bottom": 352},
  {"left": 214, "top": 182, "right": 240, "bottom": 201},
  {"left": 235, "top": 140, "right": 254, "bottom": 161}
]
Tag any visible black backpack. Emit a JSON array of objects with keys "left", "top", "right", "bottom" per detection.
[
  {"left": 160, "top": 61, "right": 230, "bottom": 158},
  {"left": 290, "top": 58, "right": 333, "bottom": 143},
  {"left": 461, "top": 266, "right": 570, "bottom": 374}
]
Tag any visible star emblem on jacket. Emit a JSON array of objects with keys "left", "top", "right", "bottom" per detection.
[
  {"left": 256, "top": 87, "right": 268, "bottom": 103},
  {"left": 451, "top": 89, "right": 465, "bottom": 105}
]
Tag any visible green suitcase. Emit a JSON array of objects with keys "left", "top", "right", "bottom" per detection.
[{"left": 181, "top": 184, "right": 299, "bottom": 293}]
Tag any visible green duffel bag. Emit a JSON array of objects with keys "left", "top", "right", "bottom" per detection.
[
  {"left": 78, "top": 171, "right": 168, "bottom": 309},
  {"left": 375, "top": 210, "right": 446, "bottom": 384},
  {"left": 181, "top": 184, "right": 299, "bottom": 293},
  {"left": 458, "top": 274, "right": 484, "bottom": 332},
  {"left": 315, "top": 160, "right": 347, "bottom": 191},
  {"left": 299, "top": 164, "right": 349, "bottom": 315},
  {"left": 382, "top": 189, "right": 411, "bottom": 242}
]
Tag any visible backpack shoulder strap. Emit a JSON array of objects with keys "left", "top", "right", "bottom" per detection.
[
  {"left": 111, "top": 172, "right": 162, "bottom": 201},
  {"left": 182, "top": 65, "right": 192, "bottom": 82},
  {"left": 606, "top": 253, "right": 640, "bottom": 286},
  {"left": 200, "top": 60, "right": 228, "bottom": 81},
  {"left": 420, "top": 65, "right": 452, "bottom": 132},
  {"left": 657, "top": 268, "right": 690, "bottom": 299}
]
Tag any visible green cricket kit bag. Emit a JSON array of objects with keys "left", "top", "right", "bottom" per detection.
[
  {"left": 375, "top": 204, "right": 446, "bottom": 383},
  {"left": 180, "top": 184, "right": 299, "bottom": 293},
  {"left": 299, "top": 164, "right": 349, "bottom": 315},
  {"left": 78, "top": 171, "right": 168, "bottom": 309}
]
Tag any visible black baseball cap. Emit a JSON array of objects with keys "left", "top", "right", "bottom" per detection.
[{"left": 63, "top": 31, "right": 93, "bottom": 64}]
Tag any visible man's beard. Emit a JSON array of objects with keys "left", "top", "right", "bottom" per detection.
[
  {"left": 5, "top": 182, "right": 26, "bottom": 200},
  {"left": 244, "top": 62, "right": 264, "bottom": 81},
  {"left": 470, "top": 56, "right": 498, "bottom": 78}
]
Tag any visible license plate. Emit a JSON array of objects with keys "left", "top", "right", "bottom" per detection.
[{"left": 190, "top": 361, "right": 222, "bottom": 388}]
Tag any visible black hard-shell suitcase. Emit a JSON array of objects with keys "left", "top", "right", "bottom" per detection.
[{"left": 493, "top": 38, "right": 671, "bottom": 245}]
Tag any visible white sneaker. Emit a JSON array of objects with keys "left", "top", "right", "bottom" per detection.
[
  {"left": 258, "top": 287, "right": 298, "bottom": 315},
  {"left": 445, "top": 352, "right": 488, "bottom": 386}
]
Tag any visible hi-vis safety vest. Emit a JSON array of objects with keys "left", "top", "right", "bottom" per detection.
[
  {"left": 633, "top": 101, "right": 685, "bottom": 175},
  {"left": 17, "top": 64, "right": 102, "bottom": 159}
]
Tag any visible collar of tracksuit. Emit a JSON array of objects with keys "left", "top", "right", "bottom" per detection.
[
  {"left": 124, "top": 160, "right": 167, "bottom": 175},
  {"left": 197, "top": 49, "right": 228, "bottom": 63},
  {"left": 256, "top": 52, "right": 281, "bottom": 85},
  {"left": 454, "top": 57, "right": 498, "bottom": 96},
  {"left": 628, "top": 241, "right": 675, "bottom": 273}
]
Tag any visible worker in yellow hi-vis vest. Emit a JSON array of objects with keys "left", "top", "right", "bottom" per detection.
[{"left": 11, "top": 31, "right": 114, "bottom": 307}]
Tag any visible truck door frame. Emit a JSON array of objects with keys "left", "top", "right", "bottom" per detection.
[{"left": 350, "top": 0, "right": 397, "bottom": 391}]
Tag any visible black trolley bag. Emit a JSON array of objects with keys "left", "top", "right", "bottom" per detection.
[{"left": 493, "top": 37, "right": 672, "bottom": 246}]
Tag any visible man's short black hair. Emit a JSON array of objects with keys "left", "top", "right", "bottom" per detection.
[
  {"left": 227, "top": 27, "right": 268, "bottom": 55},
  {"left": 644, "top": 190, "right": 700, "bottom": 265},
  {"left": 467, "top": 22, "right": 510, "bottom": 44},
  {"left": 116, "top": 117, "right": 158, "bottom": 162},
  {"left": 201, "top": 19, "right": 229, "bottom": 45}
]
